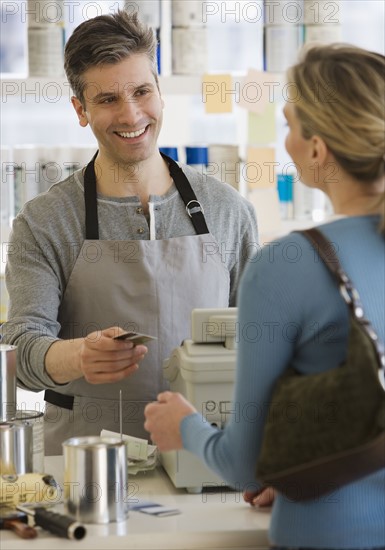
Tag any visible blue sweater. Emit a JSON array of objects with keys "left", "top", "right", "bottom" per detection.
[{"left": 182, "top": 216, "right": 385, "bottom": 548}]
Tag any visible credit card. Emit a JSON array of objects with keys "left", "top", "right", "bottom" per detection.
[
  {"left": 129, "top": 501, "right": 181, "bottom": 517},
  {"left": 113, "top": 331, "right": 157, "bottom": 344}
]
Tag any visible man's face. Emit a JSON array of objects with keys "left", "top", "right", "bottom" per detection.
[{"left": 72, "top": 54, "right": 164, "bottom": 166}]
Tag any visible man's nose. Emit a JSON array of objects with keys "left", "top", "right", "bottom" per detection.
[{"left": 117, "top": 95, "right": 141, "bottom": 125}]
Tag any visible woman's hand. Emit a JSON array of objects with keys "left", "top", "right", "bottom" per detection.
[
  {"left": 144, "top": 391, "right": 197, "bottom": 451},
  {"left": 243, "top": 487, "right": 276, "bottom": 507}
]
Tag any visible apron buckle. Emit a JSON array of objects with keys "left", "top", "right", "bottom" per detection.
[{"left": 186, "top": 200, "right": 204, "bottom": 218}]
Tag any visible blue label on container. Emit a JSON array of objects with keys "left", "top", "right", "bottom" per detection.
[
  {"left": 185, "top": 147, "right": 208, "bottom": 166},
  {"left": 277, "top": 174, "right": 294, "bottom": 202}
]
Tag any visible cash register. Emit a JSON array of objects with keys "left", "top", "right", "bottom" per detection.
[{"left": 161, "top": 308, "right": 238, "bottom": 493}]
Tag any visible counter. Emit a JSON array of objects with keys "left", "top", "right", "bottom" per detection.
[{"left": 1, "top": 456, "right": 271, "bottom": 550}]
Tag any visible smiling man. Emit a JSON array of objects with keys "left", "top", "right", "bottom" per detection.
[{"left": 1, "top": 10, "right": 258, "bottom": 455}]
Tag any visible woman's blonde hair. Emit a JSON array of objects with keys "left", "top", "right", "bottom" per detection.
[{"left": 287, "top": 44, "right": 384, "bottom": 225}]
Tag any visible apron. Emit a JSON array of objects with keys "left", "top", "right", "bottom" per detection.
[{"left": 43, "top": 153, "right": 230, "bottom": 455}]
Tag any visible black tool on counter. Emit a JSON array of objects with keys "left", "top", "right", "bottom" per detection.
[
  {"left": 16, "top": 505, "right": 86, "bottom": 540},
  {"left": 0, "top": 509, "right": 38, "bottom": 539}
]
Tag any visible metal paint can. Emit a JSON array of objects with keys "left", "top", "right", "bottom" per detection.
[
  {"left": 0, "top": 422, "right": 33, "bottom": 475},
  {"left": 63, "top": 436, "right": 129, "bottom": 524},
  {"left": 0, "top": 344, "right": 17, "bottom": 422},
  {"left": 13, "top": 410, "right": 44, "bottom": 473}
]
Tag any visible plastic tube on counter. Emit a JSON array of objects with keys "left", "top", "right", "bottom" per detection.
[{"left": 17, "top": 505, "right": 86, "bottom": 540}]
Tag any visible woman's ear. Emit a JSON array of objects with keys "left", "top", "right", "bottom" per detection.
[
  {"left": 310, "top": 135, "right": 328, "bottom": 166},
  {"left": 71, "top": 96, "right": 89, "bottom": 127}
]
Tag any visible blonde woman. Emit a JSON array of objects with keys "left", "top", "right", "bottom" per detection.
[{"left": 145, "top": 44, "right": 385, "bottom": 549}]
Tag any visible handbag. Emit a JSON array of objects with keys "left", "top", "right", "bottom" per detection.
[{"left": 255, "top": 227, "right": 385, "bottom": 501}]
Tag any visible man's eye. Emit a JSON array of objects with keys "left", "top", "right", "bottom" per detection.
[
  {"left": 101, "top": 97, "right": 116, "bottom": 104},
  {"left": 135, "top": 88, "right": 149, "bottom": 97}
]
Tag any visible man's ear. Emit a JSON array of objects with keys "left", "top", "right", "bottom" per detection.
[{"left": 71, "top": 96, "right": 89, "bottom": 127}]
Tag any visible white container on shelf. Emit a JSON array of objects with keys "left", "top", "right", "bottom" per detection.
[
  {"left": 264, "top": 24, "right": 303, "bottom": 72},
  {"left": 293, "top": 180, "right": 329, "bottom": 222},
  {"left": 264, "top": 0, "right": 304, "bottom": 26},
  {"left": 126, "top": 0, "right": 161, "bottom": 28},
  {"left": 172, "top": 27, "right": 207, "bottom": 75},
  {"left": 304, "top": 0, "right": 341, "bottom": 25},
  {"left": 27, "top": 0, "right": 64, "bottom": 26},
  {"left": 172, "top": 0, "right": 205, "bottom": 26},
  {"left": 1, "top": 147, "right": 13, "bottom": 244},
  {"left": 12, "top": 146, "right": 40, "bottom": 215},
  {"left": 28, "top": 25, "right": 65, "bottom": 77},
  {"left": 304, "top": 24, "right": 342, "bottom": 44},
  {"left": 208, "top": 145, "right": 240, "bottom": 190}
]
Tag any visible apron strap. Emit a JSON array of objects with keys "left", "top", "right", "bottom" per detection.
[
  {"left": 160, "top": 152, "right": 210, "bottom": 235},
  {"left": 84, "top": 151, "right": 99, "bottom": 240},
  {"left": 83, "top": 151, "right": 210, "bottom": 239}
]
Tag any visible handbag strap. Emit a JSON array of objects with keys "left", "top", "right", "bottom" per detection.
[{"left": 297, "top": 228, "right": 385, "bottom": 372}]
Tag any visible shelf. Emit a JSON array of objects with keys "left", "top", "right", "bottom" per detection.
[
  {"left": 0, "top": 75, "right": 195, "bottom": 98},
  {"left": 0, "top": 74, "right": 249, "bottom": 98}
]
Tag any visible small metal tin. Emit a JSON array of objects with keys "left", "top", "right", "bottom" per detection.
[
  {"left": 0, "top": 422, "right": 33, "bottom": 475},
  {"left": 0, "top": 344, "right": 17, "bottom": 422},
  {"left": 63, "top": 436, "right": 129, "bottom": 524}
]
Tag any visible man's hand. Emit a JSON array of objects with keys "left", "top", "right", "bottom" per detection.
[
  {"left": 79, "top": 327, "right": 148, "bottom": 384},
  {"left": 144, "top": 391, "right": 197, "bottom": 451},
  {"left": 45, "top": 326, "right": 148, "bottom": 384}
]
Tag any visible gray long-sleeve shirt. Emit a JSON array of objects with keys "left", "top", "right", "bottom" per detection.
[{"left": 1, "top": 163, "right": 258, "bottom": 391}]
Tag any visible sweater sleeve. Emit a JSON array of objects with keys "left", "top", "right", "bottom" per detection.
[{"left": 1, "top": 214, "right": 63, "bottom": 390}]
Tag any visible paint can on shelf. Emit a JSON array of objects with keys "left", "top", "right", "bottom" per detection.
[
  {"left": 172, "top": 27, "right": 207, "bottom": 75},
  {"left": 28, "top": 25, "right": 65, "bottom": 77},
  {"left": 208, "top": 144, "right": 240, "bottom": 190},
  {"left": 172, "top": 1, "right": 205, "bottom": 26}
]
